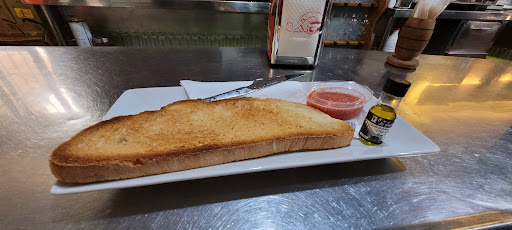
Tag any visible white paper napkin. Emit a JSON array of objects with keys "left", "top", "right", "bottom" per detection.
[
  {"left": 180, "top": 80, "right": 378, "bottom": 137},
  {"left": 180, "top": 80, "right": 312, "bottom": 103}
]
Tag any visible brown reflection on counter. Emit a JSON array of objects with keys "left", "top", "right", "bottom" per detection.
[
  {"left": 399, "top": 59, "right": 512, "bottom": 146},
  {"left": 398, "top": 59, "right": 512, "bottom": 146}
]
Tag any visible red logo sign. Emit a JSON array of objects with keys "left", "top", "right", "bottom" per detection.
[{"left": 286, "top": 11, "right": 323, "bottom": 35}]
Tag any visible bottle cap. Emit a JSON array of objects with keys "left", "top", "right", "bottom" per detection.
[{"left": 383, "top": 76, "right": 411, "bottom": 97}]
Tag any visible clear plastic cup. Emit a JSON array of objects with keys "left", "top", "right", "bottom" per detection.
[{"left": 306, "top": 81, "right": 373, "bottom": 120}]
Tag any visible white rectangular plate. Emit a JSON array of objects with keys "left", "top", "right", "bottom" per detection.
[{"left": 51, "top": 86, "right": 439, "bottom": 194}]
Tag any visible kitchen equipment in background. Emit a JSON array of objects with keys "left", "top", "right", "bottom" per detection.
[
  {"left": 388, "top": 0, "right": 398, "bottom": 8},
  {"left": 93, "top": 37, "right": 111, "bottom": 46},
  {"left": 383, "top": 28, "right": 400, "bottom": 52},
  {"left": 53, "top": 6, "right": 270, "bottom": 47},
  {"left": 446, "top": 21, "right": 502, "bottom": 58},
  {"left": 268, "top": 0, "right": 333, "bottom": 66},
  {"left": 0, "top": 0, "right": 51, "bottom": 45},
  {"left": 68, "top": 19, "right": 93, "bottom": 46},
  {"left": 105, "top": 32, "right": 267, "bottom": 48},
  {"left": 395, "top": 0, "right": 413, "bottom": 8}
]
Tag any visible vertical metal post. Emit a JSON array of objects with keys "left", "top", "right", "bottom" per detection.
[{"left": 40, "top": 5, "right": 66, "bottom": 46}]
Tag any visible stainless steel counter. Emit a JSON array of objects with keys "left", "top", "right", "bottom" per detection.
[{"left": 1, "top": 47, "right": 511, "bottom": 229}]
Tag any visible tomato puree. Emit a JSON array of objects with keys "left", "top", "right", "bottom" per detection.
[{"left": 307, "top": 89, "right": 364, "bottom": 120}]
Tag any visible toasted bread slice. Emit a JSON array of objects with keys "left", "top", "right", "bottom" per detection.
[{"left": 50, "top": 97, "right": 354, "bottom": 183}]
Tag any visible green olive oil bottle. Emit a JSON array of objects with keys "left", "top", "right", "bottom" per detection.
[{"left": 359, "top": 77, "right": 411, "bottom": 145}]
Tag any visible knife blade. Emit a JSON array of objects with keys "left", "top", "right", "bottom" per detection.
[{"left": 203, "top": 73, "right": 306, "bottom": 102}]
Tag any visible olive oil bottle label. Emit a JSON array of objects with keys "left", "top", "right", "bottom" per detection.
[{"left": 359, "top": 111, "right": 394, "bottom": 144}]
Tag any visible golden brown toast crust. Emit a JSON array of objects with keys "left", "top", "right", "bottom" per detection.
[{"left": 50, "top": 97, "right": 354, "bottom": 183}]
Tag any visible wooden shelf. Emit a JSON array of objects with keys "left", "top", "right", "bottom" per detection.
[
  {"left": 0, "top": 36, "right": 46, "bottom": 45},
  {"left": 324, "top": 40, "right": 365, "bottom": 46},
  {"left": 332, "top": 2, "right": 377, "bottom": 8}
]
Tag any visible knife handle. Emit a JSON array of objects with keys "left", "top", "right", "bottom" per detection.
[{"left": 203, "top": 87, "right": 252, "bottom": 102}]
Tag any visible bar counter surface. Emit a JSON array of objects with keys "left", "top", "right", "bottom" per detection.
[{"left": 1, "top": 47, "right": 511, "bottom": 229}]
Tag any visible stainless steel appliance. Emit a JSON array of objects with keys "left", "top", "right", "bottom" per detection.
[{"left": 446, "top": 21, "right": 502, "bottom": 57}]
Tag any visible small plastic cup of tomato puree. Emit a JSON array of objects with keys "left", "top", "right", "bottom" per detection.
[{"left": 306, "top": 82, "right": 372, "bottom": 120}]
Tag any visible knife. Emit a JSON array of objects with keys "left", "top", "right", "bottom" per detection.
[{"left": 203, "top": 73, "right": 306, "bottom": 102}]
